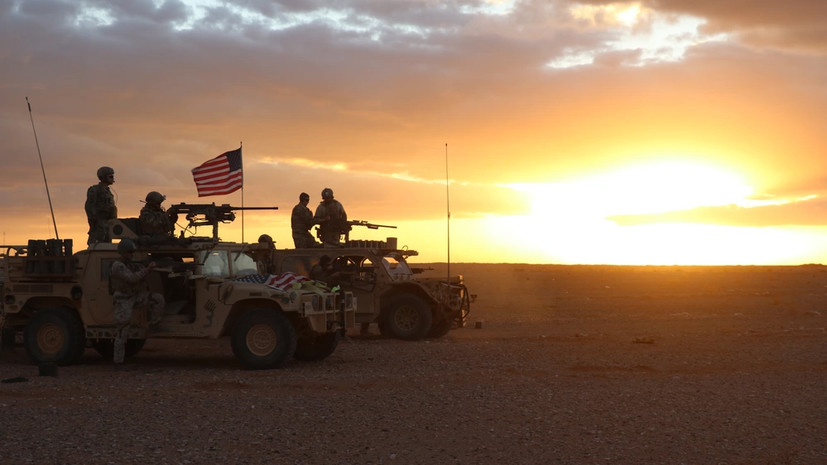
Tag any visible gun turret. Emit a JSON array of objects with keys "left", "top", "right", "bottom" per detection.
[{"left": 167, "top": 203, "right": 278, "bottom": 241}]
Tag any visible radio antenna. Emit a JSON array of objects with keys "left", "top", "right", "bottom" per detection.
[
  {"left": 26, "top": 97, "right": 59, "bottom": 239},
  {"left": 445, "top": 143, "right": 450, "bottom": 283}
]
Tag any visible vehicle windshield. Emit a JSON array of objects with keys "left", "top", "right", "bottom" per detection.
[
  {"left": 232, "top": 251, "right": 259, "bottom": 276},
  {"left": 200, "top": 250, "right": 259, "bottom": 277},
  {"left": 201, "top": 250, "right": 229, "bottom": 277},
  {"left": 381, "top": 254, "right": 412, "bottom": 280}
]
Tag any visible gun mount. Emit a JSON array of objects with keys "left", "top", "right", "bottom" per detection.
[{"left": 167, "top": 203, "right": 278, "bottom": 241}]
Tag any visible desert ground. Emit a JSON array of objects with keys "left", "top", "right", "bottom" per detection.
[{"left": 1, "top": 264, "right": 826, "bottom": 464}]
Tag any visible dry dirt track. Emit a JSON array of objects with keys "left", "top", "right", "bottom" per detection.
[{"left": 1, "top": 264, "right": 826, "bottom": 465}]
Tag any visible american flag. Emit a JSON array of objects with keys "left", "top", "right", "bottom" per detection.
[
  {"left": 234, "top": 272, "right": 310, "bottom": 291},
  {"left": 192, "top": 148, "right": 243, "bottom": 197}
]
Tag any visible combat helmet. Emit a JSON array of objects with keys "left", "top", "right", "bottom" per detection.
[
  {"left": 117, "top": 238, "right": 136, "bottom": 255},
  {"left": 321, "top": 188, "right": 334, "bottom": 200},
  {"left": 97, "top": 166, "right": 114, "bottom": 181},
  {"left": 145, "top": 191, "right": 166, "bottom": 204}
]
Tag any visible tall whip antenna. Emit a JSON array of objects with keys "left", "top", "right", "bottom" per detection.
[
  {"left": 445, "top": 143, "right": 450, "bottom": 283},
  {"left": 26, "top": 97, "right": 59, "bottom": 239}
]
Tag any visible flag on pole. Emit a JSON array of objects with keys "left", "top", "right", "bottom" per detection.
[{"left": 192, "top": 148, "right": 243, "bottom": 197}]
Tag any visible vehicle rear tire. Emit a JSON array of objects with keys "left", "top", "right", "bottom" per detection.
[
  {"left": 231, "top": 308, "right": 297, "bottom": 369},
  {"left": 293, "top": 331, "right": 340, "bottom": 361},
  {"left": 24, "top": 307, "right": 86, "bottom": 366},
  {"left": 380, "top": 295, "right": 432, "bottom": 341},
  {"left": 92, "top": 339, "right": 146, "bottom": 360}
]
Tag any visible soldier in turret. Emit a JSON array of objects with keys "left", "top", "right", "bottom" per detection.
[
  {"left": 139, "top": 191, "right": 177, "bottom": 241},
  {"left": 85, "top": 166, "right": 117, "bottom": 245},
  {"left": 314, "top": 188, "right": 348, "bottom": 245}
]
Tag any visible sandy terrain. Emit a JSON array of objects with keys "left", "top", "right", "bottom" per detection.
[{"left": 1, "top": 264, "right": 826, "bottom": 464}]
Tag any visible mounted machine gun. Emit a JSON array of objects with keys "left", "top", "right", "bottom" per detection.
[
  {"left": 343, "top": 220, "right": 396, "bottom": 242},
  {"left": 167, "top": 203, "right": 278, "bottom": 241}
]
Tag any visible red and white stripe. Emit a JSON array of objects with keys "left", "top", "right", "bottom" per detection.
[
  {"left": 192, "top": 151, "right": 242, "bottom": 197},
  {"left": 265, "top": 272, "right": 310, "bottom": 291}
]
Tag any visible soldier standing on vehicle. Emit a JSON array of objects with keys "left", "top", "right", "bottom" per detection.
[
  {"left": 110, "top": 238, "right": 164, "bottom": 369},
  {"left": 139, "top": 191, "right": 177, "bottom": 241},
  {"left": 85, "top": 166, "right": 117, "bottom": 245},
  {"left": 292, "top": 192, "right": 317, "bottom": 248},
  {"left": 314, "top": 188, "right": 348, "bottom": 245}
]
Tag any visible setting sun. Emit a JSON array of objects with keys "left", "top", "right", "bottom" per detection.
[
  {"left": 455, "top": 160, "right": 824, "bottom": 265},
  {"left": 519, "top": 160, "right": 753, "bottom": 220}
]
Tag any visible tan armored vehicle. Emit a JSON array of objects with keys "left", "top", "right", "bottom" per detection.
[
  {"left": 270, "top": 234, "right": 471, "bottom": 340},
  {"left": 1, "top": 212, "right": 356, "bottom": 369}
]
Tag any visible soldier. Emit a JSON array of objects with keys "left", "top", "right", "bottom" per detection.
[
  {"left": 139, "top": 191, "right": 177, "bottom": 241},
  {"left": 310, "top": 255, "right": 341, "bottom": 286},
  {"left": 313, "top": 188, "right": 348, "bottom": 245},
  {"left": 110, "top": 238, "right": 164, "bottom": 369},
  {"left": 85, "top": 166, "right": 117, "bottom": 245},
  {"left": 257, "top": 234, "right": 277, "bottom": 274},
  {"left": 258, "top": 233, "right": 275, "bottom": 248},
  {"left": 291, "top": 192, "right": 317, "bottom": 248}
]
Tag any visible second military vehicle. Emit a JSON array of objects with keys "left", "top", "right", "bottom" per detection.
[{"left": 269, "top": 236, "right": 471, "bottom": 341}]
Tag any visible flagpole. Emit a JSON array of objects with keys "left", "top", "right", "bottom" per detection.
[{"left": 240, "top": 141, "right": 244, "bottom": 243}]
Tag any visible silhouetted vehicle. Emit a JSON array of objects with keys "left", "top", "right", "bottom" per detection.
[
  {"left": 269, "top": 238, "right": 471, "bottom": 340},
  {"left": 1, "top": 219, "right": 355, "bottom": 369}
]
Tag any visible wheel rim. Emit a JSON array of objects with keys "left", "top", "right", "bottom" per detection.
[
  {"left": 393, "top": 305, "right": 420, "bottom": 331},
  {"left": 246, "top": 323, "right": 277, "bottom": 357},
  {"left": 37, "top": 323, "right": 65, "bottom": 356}
]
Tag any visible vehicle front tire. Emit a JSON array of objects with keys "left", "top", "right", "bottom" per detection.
[
  {"left": 380, "top": 295, "right": 432, "bottom": 341},
  {"left": 293, "top": 331, "right": 340, "bottom": 361},
  {"left": 231, "top": 308, "right": 297, "bottom": 369},
  {"left": 24, "top": 307, "right": 86, "bottom": 366},
  {"left": 426, "top": 317, "right": 453, "bottom": 338}
]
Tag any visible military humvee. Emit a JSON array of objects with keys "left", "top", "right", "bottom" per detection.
[
  {"left": 269, "top": 238, "right": 471, "bottom": 340},
  {"left": 0, "top": 233, "right": 355, "bottom": 370}
]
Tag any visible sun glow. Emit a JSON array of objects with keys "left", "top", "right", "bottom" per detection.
[
  {"left": 513, "top": 160, "right": 753, "bottom": 223},
  {"left": 471, "top": 213, "right": 826, "bottom": 265},
  {"left": 501, "top": 160, "right": 769, "bottom": 264}
]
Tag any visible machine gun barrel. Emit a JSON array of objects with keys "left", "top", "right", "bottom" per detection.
[
  {"left": 167, "top": 203, "right": 279, "bottom": 240},
  {"left": 168, "top": 203, "right": 279, "bottom": 213},
  {"left": 347, "top": 220, "right": 397, "bottom": 230}
]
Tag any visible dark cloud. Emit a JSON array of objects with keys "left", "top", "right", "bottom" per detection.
[{"left": 638, "top": 0, "right": 827, "bottom": 52}]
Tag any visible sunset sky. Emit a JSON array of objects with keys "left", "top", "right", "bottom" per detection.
[{"left": 1, "top": 0, "right": 825, "bottom": 265}]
